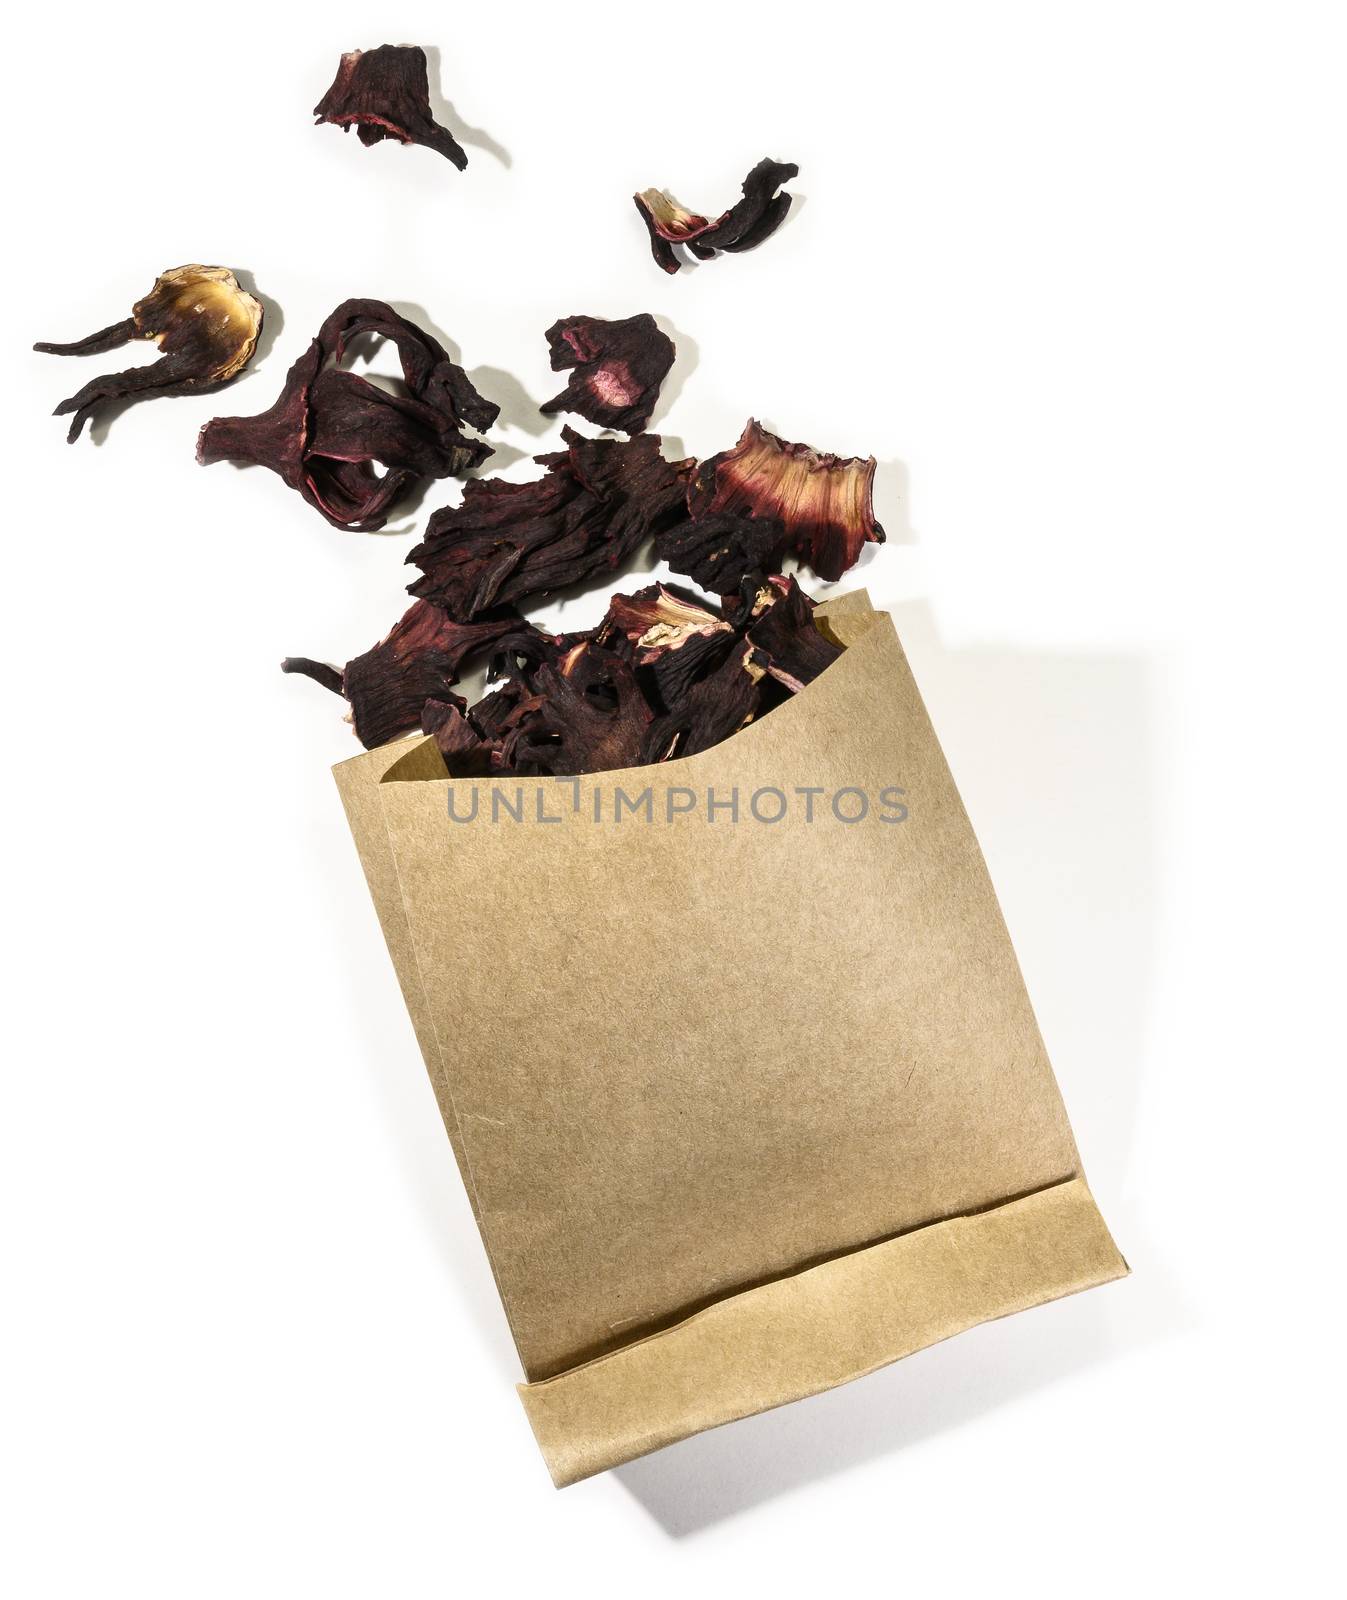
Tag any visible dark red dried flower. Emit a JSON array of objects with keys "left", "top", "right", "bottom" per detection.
[
  {"left": 643, "top": 639, "right": 767, "bottom": 763},
  {"left": 510, "top": 643, "right": 654, "bottom": 777},
  {"left": 690, "top": 419, "right": 883, "bottom": 582},
  {"left": 480, "top": 620, "right": 568, "bottom": 685},
  {"left": 468, "top": 683, "right": 551, "bottom": 773},
  {"left": 35, "top": 266, "right": 263, "bottom": 442},
  {"left": 600, "top": 583, "right": 734, "bottom": 707},
  {"left": 407, "top": 429, "right": 691, "bottom": 619},
  {"left": 281, "top": 600, "right": 521, "bottom": 749},
  {"left": 634, "top": 159, "right": 798, "bottom": 274},
  {"left": 421, "top": 697, "right": 495, "bottom": 775},
  {"left": 199, "top": 300, "right": 496, "bottom": 531},
  {"left": 654, "top": 510, "right": 784, "bottom": 594},
  {"left": 721, "top": 571, "right": 795, "bottom": 626},
  {"left": 745, "top": 575, "right": 843, "bottom": 692},
  {"left": 540, "top": 314, "right": 675, "bottom": 434},
  {"left": 314, "top": 45, "right": 467, "bottom": 169}
]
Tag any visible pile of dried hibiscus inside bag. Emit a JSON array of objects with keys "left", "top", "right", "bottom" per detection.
[{"left": 282, "top": 396, "right": 885, "bottom": 773}]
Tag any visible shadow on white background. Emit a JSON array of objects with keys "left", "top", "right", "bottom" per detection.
[{"left": 612, "top": 605, "right": 1177, "bottom": 1532}]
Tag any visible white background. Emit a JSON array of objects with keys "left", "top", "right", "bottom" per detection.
[{"left": 3, "top": 2, "right": 1343, "bottom": 1594}]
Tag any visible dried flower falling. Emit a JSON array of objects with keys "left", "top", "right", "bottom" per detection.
[
  {"left": 287, "top": 397, "right": 888, "bottom": 768},
  {"left": 198, "top": 300, "right": 498, "bottom": 531},
  {"left": 540, "top": 314, "right": 675, "bottom": 434},
  {"left": 654, "top": 511, "right": 785, "bottom": 595},
  {"left": 407, "top": 430, "right": 692, "bottom": 620},
  {"left": 689, "top": 420, "right": 884, "bottom": 582},
  {"left": 287, "top": 557, "right": 852, "bottom": 773},
  {"left": 34, "top": 266, "right": 263, "bottom": 442},
  {"left": 634, "top": 159, "right": 799, "bottom": 274},
  {"left": 281, "top": 601, "right": 525, "bottom": 750},
  {"left": 744, "top": 575, "right": 843, "bottom": 691},
  {"left": 314, "top": 44, "right": 468, "bottom": 169}
]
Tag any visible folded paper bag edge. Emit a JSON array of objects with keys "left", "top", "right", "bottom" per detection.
[{"left": 518, "top": 1175, "right": 1128, "bottom": 1488}]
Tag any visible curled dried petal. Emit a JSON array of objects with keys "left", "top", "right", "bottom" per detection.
[
  {"left": 314, "top": 45, "right": 467, "bottom": 169},
  {"left": 199, "top": 299, "right": 496, "bottom": 531},
  {"left": 634, "top": 159, "right": 798, "bottom": 274},
  {"left": 722, "top": 571, "right": 797, "bottom": 627},
  {"left": 283, "top": 601, "right": 522, "bottom": 749},
  {"left": 598, "top": 582, "right": 734, "bottom": 708},
  {"left": 407, "top": 430, "right": 691, "bottom": 619},
  {"left": 540, "top": 314, "right": 675, "bottom": 434},
  {"left": 482, "top": 620, "right": 567, "bottom": 685},
  {"left": 35, "top": 266, "right": 263, "bottom": 442},
  {"left": 602, "top": 583, "right": 729, "bottom": 653},
  {"left": 690, "top": 419, "right": 884, "bottom": 582},
  {"left": 745, "top": 575, "right": 843, "bottom": 692},
  {"left": 469, "top": 683, "right": 550, "bottom": 773},
  {"left": 317, "top": 300, "right": 498, "bottom": 437},
  {"left": 654, "top": 510, "right": 784, "bottom": 594},
  {"left": 512, "top": 643, "right": 654, "bottom": 777},
  {"left": 421, "top": 697, "right": 495, "bottom": 775},
  {"left": 643, "top": 639, "right": 765, "bottom": 763}
]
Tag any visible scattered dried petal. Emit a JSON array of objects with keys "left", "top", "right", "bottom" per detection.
[
  {"left": 540, "top": 314, "right": 675, "bottom": 434},
  {"left": 722, "top": 571, "right": 796, "bottom": 626},
  {"left": 421, "top": 697, "right": 495, "bottom": 775},
  {"left": 690, "top": 419, "right": 883, "bottom": 582},
  {"left": 314, "top": 45, "right": 467, "bottom": 169},
  {"left": 603, "top": 583, "right": 729, "bottom": 651},
  {"left": 511, "top": 643, "right": 654, "bottom": 777},
  {"left": 35, "top": 266, "right": 263, "bottom": 442},
  {"left": 654, "top": 510, "right": 784, "bottom": 594},
  {"left": 408, "top": 430, "right": 690, "bottom": 619},
  {"left": 634, "top": 159, "right": 798, "bottom": 274},
  {"left": 199, "top": 299, "right": 496, "bottom": 531},
  {"left": 283, "top": 601, "right": 521, "bottom": 749},
  {"left": 599, "top": 583, "right": 734, "bottom": 707},
  {"left": 745, "top": 575, "right": 843, "bottom": 692},
  {"left": 469, "top": 683, "right": 549, "bottom": 773},
  {"left": 482, "top": 620, "right": 568, "bottom": 685},
  {"left": 643, "top": 639, "right": 765, "bottom": 763}
]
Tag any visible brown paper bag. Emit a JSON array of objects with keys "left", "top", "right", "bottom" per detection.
[{"left": 333, "top": 595, "right": 1126, "bottom": 1486}]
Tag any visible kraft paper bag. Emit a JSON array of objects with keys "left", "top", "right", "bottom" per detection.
[{"left": 333, "top": 595, "right": 1127, "bottom": 1486}]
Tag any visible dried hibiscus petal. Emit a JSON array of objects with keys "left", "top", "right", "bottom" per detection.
[
  {"left": 745, "top": 575, "right": 842, "bottom": 692},
  {"left": 654, "top": 510, "right": 784, "bottom": 594},
  {"left": 421, "top": 697, "right": 495, "bottom": 775},
  {"left": 634, "top": 159, "right": 798, "bottom": 274},
  {"left": 314, "top": 45, "right": 467, "bottom": 169},
  {"left": 470, "top": 683, "right": 550, "bottom": 772},
  {"left": 407, "top": 456, "right": 589, "bottom": 620},
  {"left": 600, "top": 583, "right": 734, "bottom": 707},
  {"left": 281, "top": 600, "right": 521, "bottom": 749},
  {"left": 690, "top": 419, "right": 884, "bottom": 582},
  {"left": 540, "top": 314, "right": 674, "bottom": 434},
  {"left": 722, "top": 571, "right": 795, "bottom": 626},
  {"left": 511, "top": 643, "right": 654, "bottom": 777},
  {"left": 35, "top": 266, "right": 263, "bottom": 442},
  {"left": 565, "top": 429, "right": 692, "bottom": 548},
  {"left": 408, "top": 430, "right": 691, "bottom": 620},
  {"left": 481, "top": 619, "right": 566, "bottom": 684},
  {"left": 643, "top": 639, "right": 765, "bottom": 763},
  {"left": 199, "top": 299, "right": 496, "bottom": 531}
]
